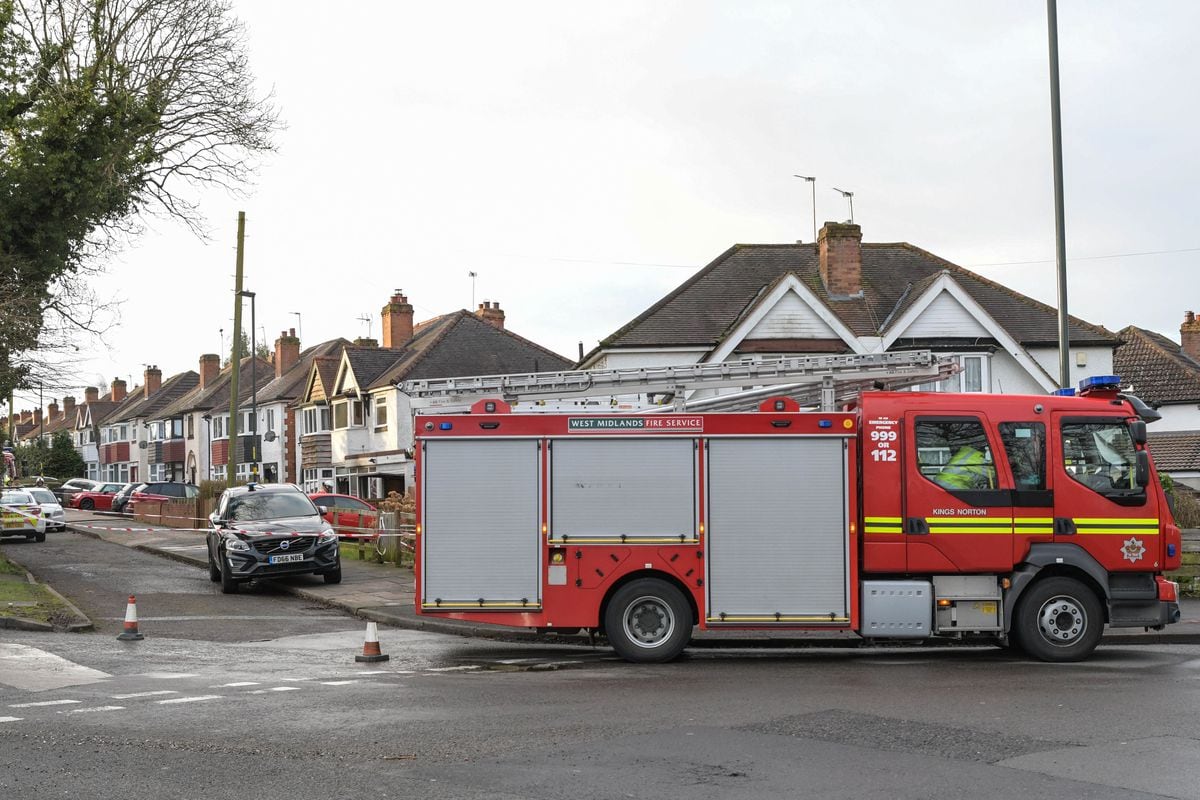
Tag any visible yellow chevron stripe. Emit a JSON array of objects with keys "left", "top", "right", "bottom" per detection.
[
  {"left": 864, "top": 526, "right": 903, "bottom": 534},
  {"left": 864, "top": 516, "right": 902, "bottom": 523},
  {"left": 928, "top": 528, "right": 1012, "bottom": 535},
  {"left": 1073, "top": 518, "right": 1158, "bottom": 525}
]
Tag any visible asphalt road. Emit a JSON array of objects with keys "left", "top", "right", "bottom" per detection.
[{"left": 2, "top": 532, "right": 1199, "bottom": 799}]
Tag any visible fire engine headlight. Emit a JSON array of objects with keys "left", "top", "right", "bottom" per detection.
[{"left": 318, "top": 529, "right": 338, "bottom": 544}]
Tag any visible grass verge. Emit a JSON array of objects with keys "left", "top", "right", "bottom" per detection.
[{"left": 0, "top": 554, "right": 68, "bottom": 624}]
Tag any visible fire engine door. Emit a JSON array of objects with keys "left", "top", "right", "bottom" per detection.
[
  {"left": 421, "top": 439, "right": 541, "bottom": 610},
  {"left": 1051, "top": 414, "right": 1160, "bottom": 572},
  {"left": 903, "top": 414, "right": 1014, "bottom": 572}
]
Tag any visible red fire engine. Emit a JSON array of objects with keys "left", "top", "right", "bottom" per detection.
[{"left": 410, "top": 357, "right": 1181, "bottom": 663}]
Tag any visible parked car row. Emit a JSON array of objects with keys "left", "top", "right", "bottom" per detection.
[{"left": 0, "top": 489, "right": 47, "bottom": 542}]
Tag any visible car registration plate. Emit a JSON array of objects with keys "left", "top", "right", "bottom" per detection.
[{"left": 269, "top": 553, "right": 305, "bottom": 564}]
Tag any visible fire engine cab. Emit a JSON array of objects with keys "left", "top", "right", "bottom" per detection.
[{"left": 412, "top": 361, "right": 1181, "bottom": 663}]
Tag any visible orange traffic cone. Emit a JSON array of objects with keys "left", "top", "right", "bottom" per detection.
[
  {"left": 355, "top": 621, "right": 389, "bottom": 663},
  {"left": 117, "top": 595, "right": 144, "bottom": 641}
]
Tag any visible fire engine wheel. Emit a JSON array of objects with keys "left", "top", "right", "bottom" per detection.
[
  {"left": 604, "top": 579, "right": 692, "bottom": 663},
  {"left": 1015, "top": 577, "right": 1103, "bottom": 663}
]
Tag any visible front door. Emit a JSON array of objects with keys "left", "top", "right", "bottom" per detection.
[
  {"left": 1051, "top": 415, "right": 1161, "bottom": 572},
  {"left": 904, "top": 413, "right": 1014, "bottom": 572}
]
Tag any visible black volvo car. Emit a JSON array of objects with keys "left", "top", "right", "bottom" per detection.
[{"left": 206, "top": 484, "right": 342, "bottom": 594}]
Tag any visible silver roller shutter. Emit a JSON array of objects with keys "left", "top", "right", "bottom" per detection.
[
  {"left": 550, "top": 438, "right": 695, "bottom": 540},
  {"left": 706, "top": 437, "right": 848, "bottom": 621},
  {"left": 422, "top": 439, "right": 540, "bottom": 607}
]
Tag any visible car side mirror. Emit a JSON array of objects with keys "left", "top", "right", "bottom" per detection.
[
  {"left": 209, "top": 512, "right": 222, "bottom": 527},
  {"left": 1129, "top": 420, "right": 1147, "bottom": 446},
  {"left": 1135, "top": 450, "right": 1150, "bottom": 488}
]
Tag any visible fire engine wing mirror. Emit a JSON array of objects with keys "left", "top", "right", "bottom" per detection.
[
  {"left": 1135, "top": 450, "right": 1150, "bottom": 488},
  {"left": 1119, "top": 393, "right": 1162, "bottom": 423},
  {"left": 1129, "top": 420, "right": 1147, "bottom": 446}
]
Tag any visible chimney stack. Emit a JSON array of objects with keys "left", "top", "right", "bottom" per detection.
[
  {"left": 33, "top": 408, "right": 42, "bottom": 428},
  {"left": 476, "top": 300, "right": 506, "bottom": 330},
  {"left": 48, "top": 400, "right": 59, "bottom": 420},
  {"left": 85, "top": 387, "right": 99, "bottom": 403},
  {"left": 62, "top": 396, "right": 76, "bottom": 419},
  {"left": 20, "top": 410, "right": 31, "bottom": 425},
  {"left": 1182, "top": 311, "right": 1200, "bottom": 362},
  {"left": 382, "top": 290, "right": 415, "bottom": 349},
  {"left": 274, "top": 328, "right": 301, "bottom": 379},
  {"left": 353, "top": 337, "right": 379, "bottom": 348},
  {"left": 144, "top": 365, "right": 162, "bottom": 398},
  {"left": 111, "top": 378, "right": 127, "bottom": 403},
  {"left": 817, "top": 222, "right": 863, "bottom": 299},
  {"left": 199, "top": 353, "right": 220, "bottom": 390}
]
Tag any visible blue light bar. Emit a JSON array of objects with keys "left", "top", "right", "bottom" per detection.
[
  {"left": 1051, "top": 388, "right": 1075, "bottom": 396},
  {"left": 439, "top": 422, "right": 453, "bottom": 430},
  {"left": 818, "top": 419, "right": 832, "bottom": 428},
  {"left": 1079, "top": 375, "right": 1121, "bottom": 393}
]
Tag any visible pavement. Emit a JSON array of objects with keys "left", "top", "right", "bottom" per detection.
[{"left": 60, "top": 509, "right": 1200, "bottom": 649}]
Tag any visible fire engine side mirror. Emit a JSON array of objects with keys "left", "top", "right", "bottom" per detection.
[
  {"left": 1129, "top": 420, "right": 1147, "bottom": 446},
  {"left": 1135, "top": 450, "right": 1150, "bottom": 488}
]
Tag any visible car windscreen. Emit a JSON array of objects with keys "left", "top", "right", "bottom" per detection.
[
  {"left": 29, "top": 489, "right": 57, "bottom": 504},
  {"left": 1, "top": 492, "right": 34, "bottom": 505},
  {"left": 225, "top": 492, "right": 318, "bottom": 521}
]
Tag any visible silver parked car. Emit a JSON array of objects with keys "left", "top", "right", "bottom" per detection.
[{"left": 27, "top": 487, "right": 67, "bottom": 532}]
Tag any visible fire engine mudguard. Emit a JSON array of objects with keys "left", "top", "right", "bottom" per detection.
[{"left": 1004, "top": 543, "right": 1110, "bottom": 632}]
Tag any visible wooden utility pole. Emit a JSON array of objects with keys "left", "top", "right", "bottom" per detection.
[{"left": 226, "top": 212, "right": 245, "bottom": 484}]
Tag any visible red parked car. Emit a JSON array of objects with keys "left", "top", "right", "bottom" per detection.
[
  {"left": 308, "top": 493, "right": 379, "bottom": 539},
  {"left": 67, "top": 482, "right": 130, "bottom": 512}
]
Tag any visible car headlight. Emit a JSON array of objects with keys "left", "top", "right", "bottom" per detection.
[
  {"left": 318, "top": 529, "right": 338, "bottom": 544},
  {"left": 226, "top": 538, "right": 251, "bottom": 552}
]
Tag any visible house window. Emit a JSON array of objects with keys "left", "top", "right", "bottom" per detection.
[
  {"left": 302, "top": 406, "right": 330, "bottom": 434},
  {"left": 211, "top": 464, "right": 226, "bottom": 480},
  {"left": 171, "top": 418, "right": 183, "bottom": 439},
  {"left": 265, "top": 408, "right": 276, "bottom": 434},
  {"left": 187, "top": 415, "right": 194, "bottom": 440},
  {"left": 913, "top": 354, "right": 990, "bottom": 394},
  {"left": 213, "top": 414, "right": 227, "bottom": 440},
  {"left": 374, "top": 395, "right": 388, "bottom": 432},
  {"left": 351, "top": 399, "right": 365, "bottom": 427},
  {"left": 333, "top": 401, "right": 348, "bottom": 430},
  {"left": 302, "top": 467, "right": 335, "bottom": 493}
]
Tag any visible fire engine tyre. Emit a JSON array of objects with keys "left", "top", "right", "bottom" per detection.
[
  {"left": 604, "top": 579, "right": 692, "bottom": 663},
  {"left": 1015, "top": 577, "right": 1103, "bottom": 663}
]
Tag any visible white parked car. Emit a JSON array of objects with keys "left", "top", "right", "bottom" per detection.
[
  {"left": 0, "top": 490, "right": 48, "bottom": 542},
  {"left": 27, "top": 487, "right": 66, "bottom": 532}
]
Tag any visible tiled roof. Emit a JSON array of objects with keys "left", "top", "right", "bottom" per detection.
[
  {"left": 1148, "top": 430, "right": 1200, "bottom": 472},
  {"left": 109, "top": 372, "right": 200, "bottom": 423},
  {"left": 157, "top": 357, "right": 273, "bottom": 419},
  {"left": 600, "top": 242, "right": 1117, "bottom": 350},
  {"left": 257, "top": 339, "right": 350, "bottom": 404},
  {"left": 1114, "top": 326, "right": 1200, "bottom": 406},
  {"left": 370, "top": 311, "right": 573, "bottom": 389},
  {"left": 344, "top": 346, "right": 407, "bottom": 390}
]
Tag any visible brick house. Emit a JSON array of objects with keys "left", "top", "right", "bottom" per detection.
[
  {"left": 98, "top": 366, "right": 200, "bottom": 484},
  {"left": 582, "top": 222, "right": 1119, "bottom": 400},
  {"left": 1114, "top": 313, "right": 1200, "bottom": 489}
]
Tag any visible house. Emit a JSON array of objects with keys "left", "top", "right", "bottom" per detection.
[
  {"left": 296, "top": 291, "right": 572, "bottom": 496},
  {"left": 581, "top": 222, "right": 1119, "bottom": 401},
  {"left": 98, "top": 366, "right": 200, "bottom": 484},
  {"left": 72, "top": 382, "right": 128, "bottom": 481},
  {"left": 153, "top": 355, "right": 273, "bottom": 484},
  {"left": 1114, "top": 314, "right": 1200, "bottom": 489}
]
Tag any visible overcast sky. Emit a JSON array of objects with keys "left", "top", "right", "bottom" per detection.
[{"left": 23, "top": 1, "right": 1200, "bottom": 406}]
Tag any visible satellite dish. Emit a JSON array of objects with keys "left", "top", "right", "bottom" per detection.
[
  {"left": 138, "top": 440, "right": 148, "bottom": 450},
  {"left": 264, "top": 431, "right": 277, "bottom": 442}
]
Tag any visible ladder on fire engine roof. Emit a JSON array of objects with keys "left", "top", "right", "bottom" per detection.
[{"left": 398, "top": 350, "right": 960, "bottom": 413}]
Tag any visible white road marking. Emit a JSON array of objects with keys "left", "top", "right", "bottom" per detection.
[
  {"left": 10, "top": 699, "right": 82, "bottom": 708},
  {"left": 424, "top": 666, "right": 481, "bottom": 673},
  {"left": 138, "top": 673, "right": 199, "bottom": 680},
  {"left": 245, "top": 690, "right": 268, "bottom": 695},
  {"left": 269, "top": 687, "right": 301, "bottom": 692},
  {"left": 319, "top": 680, "right": 360, "bottom": 686},
  {"left": 217, "top": 681, "right": 260, "bottom": 687},
  {"left": 111, "top": 690, "right": 178, "bottom": 700},
  {"left": 58, "top": 706, "right": 124, "bottom": 715},
  {"left": 0, "top": 716, "right": 24, "bottom": 723},
  {"left": 353, "top": 670, "right": 390, "bottom": 675},
  {"left": 156, "top": 695, "right": 222, "bottom": 705},
  {"left": 0, "top": 644, "right": 110, "bottom": 692}
]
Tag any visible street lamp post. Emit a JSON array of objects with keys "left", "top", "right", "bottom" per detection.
[{"left": 238, "top": 290, "right": 259, "bottom": 483}]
